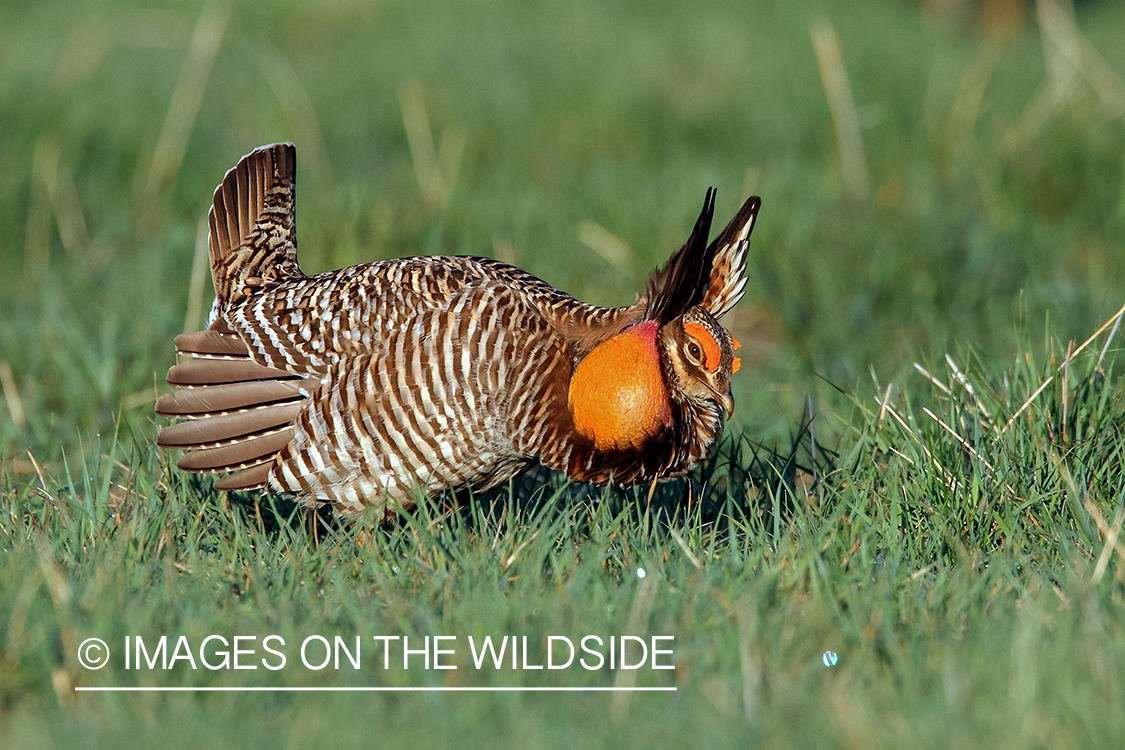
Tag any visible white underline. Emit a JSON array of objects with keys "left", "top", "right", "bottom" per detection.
[{"left": 75, "top": 686, "right": 676, "bottom": 692}]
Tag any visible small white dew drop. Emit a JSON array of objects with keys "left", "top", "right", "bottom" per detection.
[
  {"left": 637, "top": 568, "right": 646, "bottom": 579},
  {"left": 822, "top": 650, "right": 838, "bottom": 668}
]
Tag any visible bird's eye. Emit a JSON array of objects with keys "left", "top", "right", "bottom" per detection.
[{"left": 683, "top": 323, "right": 721, "bottom": 373}]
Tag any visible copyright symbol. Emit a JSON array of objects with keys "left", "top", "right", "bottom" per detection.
[{"left": 78, "top": 638, "right": 109, "bottom": 670}]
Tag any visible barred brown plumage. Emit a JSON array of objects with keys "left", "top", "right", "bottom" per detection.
[{"left": 156, "top": 143, "right": 761, "bottom": 520}]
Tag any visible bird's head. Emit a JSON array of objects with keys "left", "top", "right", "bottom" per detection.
[
  {"left": 658, "top": 305, "right": 741, "bottom": 419},
  {"left": 567, "top": 189, "right": 757, "bottom": 453},
  {"left": 644, "top": 187, "right": 753, "bottom": 423}
]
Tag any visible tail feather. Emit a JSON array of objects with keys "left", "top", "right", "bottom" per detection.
[
  {"left": 208, "top": 142, "right": 303, "bottom": 308},
  {"left": 159, "top": 143, "right": 313, "bottom": 494}
]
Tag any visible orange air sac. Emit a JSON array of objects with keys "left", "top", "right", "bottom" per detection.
[{"left": 568, "top": 322, "right": 670, "bottom": 452}]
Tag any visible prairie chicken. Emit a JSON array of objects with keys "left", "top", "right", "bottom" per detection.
[{"left": 156, "top": 143, "right": 761, "bottom": 520}]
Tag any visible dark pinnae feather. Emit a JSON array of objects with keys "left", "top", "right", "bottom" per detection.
[
  {"left": 707, "top": 195, "right": 760, "bottom": 254},
  {"left": 645, "top": 188, "right": 717, "bottom": 325}
]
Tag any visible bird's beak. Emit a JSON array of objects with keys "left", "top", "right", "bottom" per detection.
[{"left": 718, "top": 390, "right": 734, "bottom": 419}]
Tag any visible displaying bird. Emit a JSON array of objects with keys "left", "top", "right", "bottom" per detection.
[{"left": 156, "top": 143, "right": 761, "bottom": 520}]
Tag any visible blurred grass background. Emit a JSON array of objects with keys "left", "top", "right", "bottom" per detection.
[{"left": 2, "top": 0, "right": 1125, "bottom": 747}]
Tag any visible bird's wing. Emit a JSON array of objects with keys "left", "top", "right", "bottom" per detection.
[{"left": 155, "top": 324, "right": 316, "bottom": 492}]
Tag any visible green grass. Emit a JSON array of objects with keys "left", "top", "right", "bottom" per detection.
[{"left": 3, "top": 0, "right": 1125, "bottom": 747}]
